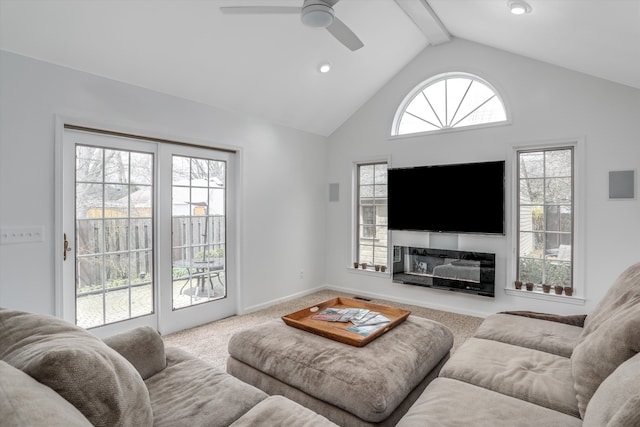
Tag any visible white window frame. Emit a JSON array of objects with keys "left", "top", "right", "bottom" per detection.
[
  {"left": 352, "top": 159, "right": 389, "bottom": 273},
  {"left": 391, "top": 71, "right": 510, "bottom": 138},
  {"left": 507, "top": 138, "right": 585, "bottom": 304}
]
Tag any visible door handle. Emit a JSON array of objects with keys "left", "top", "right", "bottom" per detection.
[{"left": 64, "top": 233, "right": 71, "bottom": 261}]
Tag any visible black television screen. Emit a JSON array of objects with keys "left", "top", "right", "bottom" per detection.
[{"left": 388, "top": 160, "right": 505, "bottom": 235}]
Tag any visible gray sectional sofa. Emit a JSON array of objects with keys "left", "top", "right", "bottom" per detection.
[
  {"left": 2, "top": 261, "right": 638, "bottom": 426},
  {"left": 396, "top": 261, "right": 640, "bottom": 426},
  {"left": 0, "top": 309, "right": 337, "bottom": 427}
]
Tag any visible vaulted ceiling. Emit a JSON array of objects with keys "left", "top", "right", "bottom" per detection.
[{"left": 1, "top": 0, "right": 638, "bottom": 136}]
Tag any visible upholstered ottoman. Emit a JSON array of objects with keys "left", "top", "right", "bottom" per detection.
[{"left": 227, "top": 316, "right": 453, "bottom": 426}]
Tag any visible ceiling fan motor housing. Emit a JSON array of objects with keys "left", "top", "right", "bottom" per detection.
[{"left": 301, "top": 0, "right": 335, "bottom": 28}]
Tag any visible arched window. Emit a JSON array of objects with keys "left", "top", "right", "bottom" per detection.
[{"left": 392, "top": 72, "right": 508, "bottom": 136}]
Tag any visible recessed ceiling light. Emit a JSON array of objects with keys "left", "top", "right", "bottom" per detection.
[
  {"left": 508, "top": 0, "right": 532, "bottom": 15},
  {"left": 319, "top": 62, "right": 331, "bottom": 73}
]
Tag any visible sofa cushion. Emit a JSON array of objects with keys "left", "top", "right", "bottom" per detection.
[
  {"left": 145, "top": 347, "right": 269, "bottom": 427},
  {"left": 571, "top": 262, "right": 640, "bottom": 417},
  {"left": 474, "top": 313, "right": 582, "bottom": 357},
  {"left": 583, "top": 352, "right": 640, "bottom": 427},
  {"left": 0, "top": 361, "right": 93, "bottom": 427},
  {"left": 103, "top": 326, "right": 167, "bottom": 380},
  {"left": 230, "top": 395, "right": 339, "bottom": 427},
  {"left": 440, "top": 337, "right": 579, "bottom": 417},
  {"left": 396, "top": 377, "right": 582, "bottom": 427},
  {"left": 0, "top": 309, "right": 152, "bottom": 427},
  {"left": 583, "top": 261, "right": 640, "bottom": 330}
]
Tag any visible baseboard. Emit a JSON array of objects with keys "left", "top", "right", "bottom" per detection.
[
  {"left": 323, "top": 284, "right": 490, "bottom": 319},
  {"left": 240, "top": 284, "right": 490, "bottom": 319},
  {"left": 239, "top": 286, "right": 329, "bottom": 315}
]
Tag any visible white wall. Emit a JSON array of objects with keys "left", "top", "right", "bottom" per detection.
[
  {"left": 325, "top": 38, "right": 640, "bottom": 317},
  {"left": 0, "top": 51, "right": 327, "bottom": 315},
  {"left": 2, "top": 38, "right": 639, "bottom": 322}
]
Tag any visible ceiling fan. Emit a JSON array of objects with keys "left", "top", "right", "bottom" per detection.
[{"left": 220, "top": 0, "right": 364, "bottom": 51}]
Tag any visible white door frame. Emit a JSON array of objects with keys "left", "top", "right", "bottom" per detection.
[
  {"left": 157, "top": 143, "right": 238, "bottom": 334},
  {"left": 54, "top": 115, "right": 242, "bottom": 337}
]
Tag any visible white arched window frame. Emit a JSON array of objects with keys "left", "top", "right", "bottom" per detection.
[{"left": 391, "top": 72, "right": 509, "bottom": 137}]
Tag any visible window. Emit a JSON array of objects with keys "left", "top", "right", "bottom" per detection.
[
  {"left": 362, "top": 206, "right": 376, "bottom": 238},
  {"left": 356, "top": 162, "right": 388, "bottom": 269},
  {"left": 75, "top": 145, "right": 154, "bottom": 328},
  {"left": 392, "top": 72, "right": 507, "bottom": 136},
  {"left": 517, "top": 147, "right": 574, "bottom": 290},
  {"left": 171, "top": 155, "right": 227, "bottom": 309}
]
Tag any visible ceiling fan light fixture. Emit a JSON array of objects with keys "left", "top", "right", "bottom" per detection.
[
  {"left": 508, "top": 0, "right": 532, "bottom": 15},
  {"left": 301, "top": 3, "right": 334, "bottom": 28}
]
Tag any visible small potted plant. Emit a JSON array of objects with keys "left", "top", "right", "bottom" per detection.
[
  {"left": 380, "top": 265, "right": 387, "bottom": 273},
  {"left": 564, "top": 286, "right": 573, "bottom": 296},
  {"left": 525, "top": 282, "right": 534, "bottom": 291},
  {"left": 514, "top": 280, "right": 523, "bottom": 290},
  {"left": 542, "top": 284, "right": 551, "bottom": 293},
  {"left": 554, "top": 285, "right": 563, "bottom": 295}
]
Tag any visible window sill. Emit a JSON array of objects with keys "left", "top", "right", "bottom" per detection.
[
  {"left": 388, "top": 120, "right": 511, "bottom": 140},
  {"left": 504, "top": 288, "right": 585, "bottom": 305},
  {"left": 347, "top": 267, "right": 390, "bottom": 277}
]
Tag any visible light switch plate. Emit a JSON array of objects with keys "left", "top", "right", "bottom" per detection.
[{"left": 0, "top": 226, "right": 45, "bottom": 244}]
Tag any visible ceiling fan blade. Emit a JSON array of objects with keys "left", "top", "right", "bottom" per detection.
[
  {"left": 220, "top": 6, "right": 300, "bottom": 15},
  {"left": 326, "top": 17, "right": 364, "bottom": 51}
]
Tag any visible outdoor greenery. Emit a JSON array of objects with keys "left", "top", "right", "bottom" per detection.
[
  {"left": 195, "top": 247, "right": 225, "bottom": 258},
  {"left": 519, "top": 257, "right": 571, "bottom": 287},
  {"left": 77, "top": 273, "right": 152, "bottom": 295}
]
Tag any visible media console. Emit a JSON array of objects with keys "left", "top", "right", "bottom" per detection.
[{"left": 392, "top": 246, "right": 495, "bottom": 298}]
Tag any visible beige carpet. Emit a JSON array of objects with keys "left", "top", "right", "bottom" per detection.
[{"left": 162, "top": 289, "right": 484, "bottom": 371}]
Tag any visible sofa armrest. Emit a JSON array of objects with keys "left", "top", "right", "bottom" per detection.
[
  {"left": 499, "top": 311, "right": 587, "bottom": 327},
  {"left": 103, "top": 326, "right": 167, "bottom": 379}
]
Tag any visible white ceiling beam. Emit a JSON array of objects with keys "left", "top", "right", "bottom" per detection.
[{"left": 394, "top": 0, "right": 450, "bottom": 45}]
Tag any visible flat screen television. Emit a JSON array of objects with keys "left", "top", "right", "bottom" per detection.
[{"left": 388, "top": 160, "right": 505, "bottom": 235}]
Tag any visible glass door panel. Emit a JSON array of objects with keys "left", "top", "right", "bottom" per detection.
[
  {"left": 74, "top": 144, "right": 154, "bottom": 329},
  {"left": 171, "top": 155, "right": 226, "bottom": 309}
]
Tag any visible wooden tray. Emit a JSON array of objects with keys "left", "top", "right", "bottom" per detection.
[{"left": 281, "top": 297, "right": 411, "bottom": 347}]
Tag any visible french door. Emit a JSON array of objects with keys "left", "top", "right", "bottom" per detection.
[{"left": 60, "top": 127, "right": 236, "bottom": 336}]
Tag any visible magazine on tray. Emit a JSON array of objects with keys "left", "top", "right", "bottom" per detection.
[
  {"left": 311, "top": 308, "right": 370, "bottom": 322},
  {"left": 351, "top": 312, "right": 390, "bottom": 326},
  {"left": 346, "top": 322, "right": 391, "bottom": 336},
  {"left": 311, "top": 307, "right": 390, "bottom": 328}
]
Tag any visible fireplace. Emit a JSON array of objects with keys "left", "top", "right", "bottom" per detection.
[{"left": 392, "top": 246, "right": 495, "bottom": 297}]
